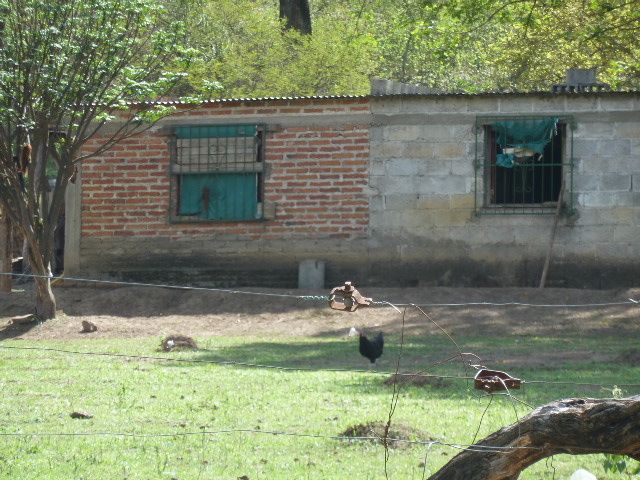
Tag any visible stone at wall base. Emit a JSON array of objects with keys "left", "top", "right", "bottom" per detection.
[{"left": 298, "top": 259, "right": 326, "bottom": 289}]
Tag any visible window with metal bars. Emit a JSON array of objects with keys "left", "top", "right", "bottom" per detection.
[
  {"left": 169, "top": 124, "right": 265, "bottom": 222},
  {"left": 475, "top": 116, "right": 574, "bottom": 215}
]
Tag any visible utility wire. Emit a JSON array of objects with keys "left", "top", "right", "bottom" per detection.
[
  {"left": 0, "top": 344, "right": 475, "bottom": 381},
  {"left": 0, "top": 427, "right": 544, "bottom": 454},
  {"left": 1, "top": 344, "right": 639, "bottom": 389},
  {"left": 1, "top": 273, "right": 328, "bottom": 302},
  {"left": 2, "top": 272, "right": 639, "bottom": 308},
  {"left": 396, "top": 300, "right": 640, "bottom": 308}
]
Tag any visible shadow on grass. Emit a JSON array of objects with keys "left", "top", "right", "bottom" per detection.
[
  {"left": 191, "top": 335, "right": 465, "bottom": 372},
  {"left": 181, "top": 336, "right": 640, "bottom": 403}
]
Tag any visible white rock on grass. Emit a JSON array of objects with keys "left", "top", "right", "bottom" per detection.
[{"left": 570, "top": 469, "right": 597, "bottom": 480}]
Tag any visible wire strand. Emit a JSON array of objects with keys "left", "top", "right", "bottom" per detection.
[
  {"left": 1, "top": 272, "right": 329, "bottom": 302},
  {"left": 0, "top": 427, "right": 544, "bottom": 453},
  {"left": 0, "top": 344, "right": 476, "bottom": 381},
  {"left": 3, "top": 272, "right": 639, "bottom": 308},
  {"left": 1, "top": 345, "right": 639, "bottom": 389},
  {"left": 381, "top": 300, "right": 640, "bottom": 308},
  {"left": 383, "top": 306, "right": 408, "bottom": 479}
]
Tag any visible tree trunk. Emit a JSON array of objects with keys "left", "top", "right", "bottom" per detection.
[
  {"left": 33, "top": 273, "right": 56, "bottom": 319},
  {"left": 279, "top": 0, "right": 312, "bottom": 34},
  {"left": 428, "top": 396, "right": 640, "bottom": 480},
  {"left": 26, "top": 237, "right": 56, "bottom": 319},
  {"left": 0, "top": 210, "right": 11, "bottom": 293}
]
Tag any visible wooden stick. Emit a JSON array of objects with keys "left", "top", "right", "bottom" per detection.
[{"left": 539, "top": 179, "right": 565, "bottom": 288}]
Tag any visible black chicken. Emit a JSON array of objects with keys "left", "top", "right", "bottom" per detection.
[{"left": 358, "top": 331, "right": 384, "bottom": 367}]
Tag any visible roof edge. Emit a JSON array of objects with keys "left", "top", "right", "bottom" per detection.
[{"left": 132, "top": 90, "right": 640, "bottom": 107}]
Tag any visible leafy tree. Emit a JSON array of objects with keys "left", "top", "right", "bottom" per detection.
[
  {"left": 428, "top": 0, "right": 640, "bottom": 91},
  {"left": 0, "top": 0, "right": 192, "bottom": 318},
  {"left": 180, "top": 0, "right": 376, "bottom": 97},
  {"left": 180, "top": 0, "right": 638, "bottom": 96}
]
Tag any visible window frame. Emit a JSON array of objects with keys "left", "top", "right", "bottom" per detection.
[
  {"left": 167, "top": 124, "right": 266, "bottom": 224},
  {"left": 474, "top": 115, "right": 575, "bottom": 216}
]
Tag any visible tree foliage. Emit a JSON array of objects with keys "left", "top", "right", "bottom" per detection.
[
  {"left": 443, "top": 0, "right": 640, "bottom": 90},
  {"left": 178, "top": 0, "right": 639, "bottom": 96},
  {"left": 177, "top": 0, "right": 376, "bottom": 97},
  {"left": 0, "top": 0, "right": 192, "bottom": 318}
]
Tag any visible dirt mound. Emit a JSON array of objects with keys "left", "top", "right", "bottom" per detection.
[
  {"left": 160, "top": 335, "right": 198, "bottom": 352},
  {"left": 340, "top": 421, "right": 432, "bottom": 449},
  {"left": 383, "top": 374, "right": 452, "bottom": 388}
]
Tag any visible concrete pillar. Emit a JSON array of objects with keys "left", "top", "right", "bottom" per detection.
[
  {"left": 298, "top": 259, "right": 325, "bottom": 289},
  {"left": 64, "top": 166, "right": 81, "bottom": 275}
]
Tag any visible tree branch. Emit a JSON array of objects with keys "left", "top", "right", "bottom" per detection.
[{"left": 429, "top": 396, "right": 640, "bottom": 480}]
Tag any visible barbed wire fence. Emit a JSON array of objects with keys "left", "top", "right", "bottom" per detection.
[{"left": 1, "top": 271, "right": 639, "bottom": 478}]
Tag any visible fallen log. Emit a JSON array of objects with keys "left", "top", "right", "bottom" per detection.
[{"left": 429, "top": 396, "right": 640, "bottom": 480}]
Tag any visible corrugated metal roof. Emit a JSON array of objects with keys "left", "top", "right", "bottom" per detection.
[
  {"left": 375, "top": 90, "right": 640, "bottom": 98},
  {"left": 136, "top": 94, "right": 368, "bottom": 106},
  {"left": 132, "top": 89, "right": 640, "bottom": 106}
]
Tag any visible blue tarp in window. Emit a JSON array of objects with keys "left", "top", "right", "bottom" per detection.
[{"left": 493, "top": 118, "right": 559, "bottom": 168}]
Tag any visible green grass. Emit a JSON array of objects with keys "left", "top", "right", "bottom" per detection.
[{"left": 0, "top": 334, "right": 638, "bottom": 479}]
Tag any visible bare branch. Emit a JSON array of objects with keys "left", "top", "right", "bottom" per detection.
[{"left": 429, "top": 396, "right": 640, "bottom": 480}]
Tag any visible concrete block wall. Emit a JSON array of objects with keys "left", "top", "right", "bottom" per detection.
[
  {"left": 75, "top": 98, "right": 371, "bottom": 285},
  {"left": 369, "top": 93, "right": 640, "bottom": 287}
]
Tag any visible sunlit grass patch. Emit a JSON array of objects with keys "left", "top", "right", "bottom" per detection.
[{"left": 0, "top": 334, "right": 637, "bottom": 479}]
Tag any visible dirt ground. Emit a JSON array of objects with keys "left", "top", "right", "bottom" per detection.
[{"left": 1, "top": 283, "right": 638, "bottom": 342}]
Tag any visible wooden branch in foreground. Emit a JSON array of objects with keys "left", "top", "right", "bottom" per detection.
[{"left": 429, "top": 396, "right": 640, "bottom": 480}]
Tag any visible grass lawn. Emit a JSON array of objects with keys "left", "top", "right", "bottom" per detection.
[{"left": 0, "top": 332, "right": 638, "bottom": 479}]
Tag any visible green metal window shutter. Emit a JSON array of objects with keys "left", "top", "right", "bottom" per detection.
[
  {"left": 175, "top": 125, "right": 258, "bottom": 139},
  {"left": 179, "top": 173, "right": 258, "bottom": 221}
]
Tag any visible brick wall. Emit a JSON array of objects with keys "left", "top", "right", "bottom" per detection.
[{"left": 80, "top": 98, "right": 370, "bottom": 242}]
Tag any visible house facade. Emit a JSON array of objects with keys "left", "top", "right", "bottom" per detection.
[{"left": 64, "top": 91, "right": 640, "bottom": 288}]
